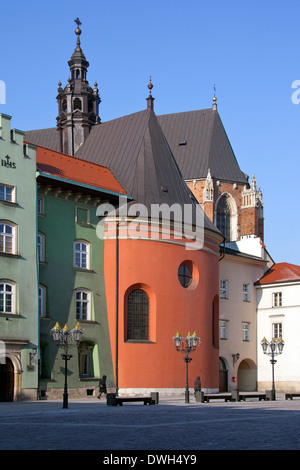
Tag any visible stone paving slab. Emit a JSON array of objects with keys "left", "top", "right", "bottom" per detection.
[{"left": 0, "top": 394, "right": 300, "bottom": 451}]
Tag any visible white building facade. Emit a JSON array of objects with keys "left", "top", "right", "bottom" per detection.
[{"left": 256, "top": 263, "right": 300, "bottom": 393}]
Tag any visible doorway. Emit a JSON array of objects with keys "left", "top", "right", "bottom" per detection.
[
  {"left": 219, "top": 357, "right": 228, "bottom": 392},
  {"left": 0, "top": 358, "right": 14, "bottom": 401}
]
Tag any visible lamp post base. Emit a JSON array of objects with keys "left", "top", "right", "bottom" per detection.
[{"left": 185, "top": 390, "right": 190, "bottom": 403}]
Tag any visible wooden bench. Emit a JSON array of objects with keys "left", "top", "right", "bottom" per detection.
[
  {"left": 201, "top": 393, "right": 233, "bottom": 403},
  {"left": 285, "top": 393, "right": 300, "bottom": 400}
]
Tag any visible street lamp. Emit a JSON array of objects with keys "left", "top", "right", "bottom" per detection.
[
  {"left": 261, "top": 336, "right": 284, "bottom": 400},
  {"left": 172, "top": 330, "right": 200, "bottom": 403},
  {"left": 50, "top": 321, "right": 84, "bottom": 409}
]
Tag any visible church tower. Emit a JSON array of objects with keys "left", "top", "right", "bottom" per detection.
[{"left": 56, "top": 18, "right": 101, "bottom": 155}]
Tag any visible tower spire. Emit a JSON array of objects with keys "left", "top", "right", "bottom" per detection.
[
  {"left": 56, "top": 19, "right": 101, "bottom": 155},
  {"left": 212, "top": 84, "right": 217, "bottom": 110}
]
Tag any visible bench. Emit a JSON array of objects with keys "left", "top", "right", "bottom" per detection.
[
  {"left": 116, "top": 396, "right": 154, "bottom": 406},
  {"left": 107, "top": 392, "right": 158, "bottom": 406},
  {"left": 285, "top": 393, "right": 300, "bottom": 400},
  {"left": 200, "top": 392, "right": 233, "bottom": 403},
  {"left": 235, "top": 392, "right": 270, "bottom": 401}
]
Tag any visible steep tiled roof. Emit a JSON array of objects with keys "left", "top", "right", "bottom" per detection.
[
  {"left": 35, "top": 145, "right": 126, "bottom": 195},
  {"left": 255, "top": 262, "right": 300, "bottom": 285}
]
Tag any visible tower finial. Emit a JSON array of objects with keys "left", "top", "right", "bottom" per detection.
[
  {"left": 74, "top": 17, "right": 82, "bottom": 46},
  {"left": 146, "top": 76, "right": 155, "bottom": 110},
  {"left": 212, "top": 84, "right": 217, "bottom": 110}
]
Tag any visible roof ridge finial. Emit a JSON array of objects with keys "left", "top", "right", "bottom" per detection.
[
  {"left": 212, "top": 84, "right": 217, "bottom": 110},
  {"left": 74, "top": 17, "right": 82, "bottom": 47}
]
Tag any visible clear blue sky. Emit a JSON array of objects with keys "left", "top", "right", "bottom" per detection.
[{"left": 1, "top": 0, "right": 299, "bottom": 265}]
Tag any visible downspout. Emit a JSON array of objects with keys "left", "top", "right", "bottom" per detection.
[{"left": 115, "top": 220, "right": 119, "bottom": 396}]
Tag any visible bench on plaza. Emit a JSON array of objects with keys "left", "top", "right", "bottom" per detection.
[
  {"left": 285, "top": 393, "right": 300, "bottom": 400},
  {"left": 232, "top": 391, "right": 271, "bottom": 401},
  {"left": 199, "top": 392, "right": 233, "bottom": 403},
  {"left": 107, "top": 392, "right": 159, "bottom": 406}
]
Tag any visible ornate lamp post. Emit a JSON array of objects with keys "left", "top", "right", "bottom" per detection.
[
  {"left": 172, "top": 331, "right": 200, "bottom": 403},
  {"left": 50, "top": 321, "right": 83, "bottom": 409},
  {"left": 261, "top": 336, "right": 284, "bottom": 400}
]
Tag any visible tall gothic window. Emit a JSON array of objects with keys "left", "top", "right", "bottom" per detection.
[
  {"left": 127, "top": 289, "right": 149, "bottom": 341},
  {"left": 216, "top": 194, "right": 233, "bottom": 241}
]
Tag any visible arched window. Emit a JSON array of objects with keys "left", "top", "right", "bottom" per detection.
[
  {"left": 0, "top": 222, "right": 16, "bottom": 254},
  {"left": 75, "top": 289, "right": 91, "bottom": 321},
  {"left": 216, "top": 194, "right": 236, "bottom": 241},
  {"left": 74, "top": 98, "right": 82, "bottom": 110},
  {"left": 0, "top": 281, "right": 16, "bottom": 314},
  {"left": 127, "top": 289, "right": 149, "bottom": 341}
]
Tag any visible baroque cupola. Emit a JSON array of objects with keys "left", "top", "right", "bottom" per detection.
[{"left": 56, "top": 18, "right": 101, "bottom": 155}]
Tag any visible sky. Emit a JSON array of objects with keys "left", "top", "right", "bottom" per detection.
[{"left": 1, "top": 0, "right": 300, "bottom": 265}]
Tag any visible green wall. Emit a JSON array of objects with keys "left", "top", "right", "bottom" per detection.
[
  {"left": 37, "top": 184, "right": 114, "bottom": 395},
  {"left": 0, "top": 114, "right": 39, "bottom": 395}
]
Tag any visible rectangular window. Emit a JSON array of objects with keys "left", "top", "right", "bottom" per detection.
[
  {"left": 243, "top": 283, "right": 250, "bottom": 302},
  {"left": 272, "top": 322, "right": 282, "bottom": 339},
  {"left": 37, "top": 198, "right": 44, "bottom": 215},
  {"left": 273, "top": 292, "right": 282, "bottom": 307},
  {"left": 75, "top": 290, "right": 91, "bottom": 320},
  {"left": 220, "top": 280, "right": 228, "bottom": 299},
  {"left": 242, "top": 322, "right": 250, "bottom": 341},
  {"left": 76, "top": 207, "right": 90, "bottom": 225},
  {"left": 39, "top": 285, "right": 46, "bottom": 317},
  {"left": 0, "top": 184, "right": 14, "bottom": 203},
  {"left": 219, "top": 320, "right": 228, "bottom": 340},
  {"left": 37, "top": 233, "right": 45, "bottom": 262},
  {"left": 74, "top": 241, "right": 90, "bottom": 269}
]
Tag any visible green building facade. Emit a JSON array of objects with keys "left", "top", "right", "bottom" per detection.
[
  {"left": 37, "top": 174, "right": 116, "bottom": 399},
  {"left": 0, "top": 114, "right": 39, "bottom": 401}
]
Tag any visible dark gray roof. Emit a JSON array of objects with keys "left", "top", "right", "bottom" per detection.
[
  {"left": 24, "top": 108, "right": 248, "bottom": 186},
  {"left": 24, "top": 127, "right": 60, "bottom": 152},
  {"left": 158, "top": 109, "right": 248, "bottom": 184},
  {"left": 74, "top": 107, "right": 219, "bottom": 234}
]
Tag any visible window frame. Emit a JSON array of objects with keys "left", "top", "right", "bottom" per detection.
[
  {"left": 37, "top": 232, "right": 45, "bottom": 263},
  {"left": 273, "top": 292, "right": 282, "bottom": 307},
  {"left": 75, "top": 288, "right": 92, "bottom": 321},
  {"left": 39, "top": 284, "right": 47, "bottom": 318},
  {"left": 220, "top": 280, "right": 228, "bottom": 299},
  {"left": 272, "top": 322, "right": 283, "bottom": 339},
  {"left": 0, "top": 222, "right": 17, "bottom": 255},
  {"left": 74, "top": 240, "right": 90, "bottom": 270},
  {"left": 0, "top": 281, "right": 16, "bottom": 315},
  {"left": 219, "top": 320, "right": 228, "bottom": 340},
  {"left": 243, "top": 283, "right": 250, "bottom": 302},
  {"left": 242, "top": 322, "right": 250, "bottom": 342},
  {"left": 126, "top": 288, "right": 150, "bottom": 341},
  {"left": 0, "top": 184, "right": 15, "bottom": 203}
]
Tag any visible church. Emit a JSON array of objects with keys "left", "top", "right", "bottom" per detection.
[{"left": 0, "top": 19, "right": 274, "bottom": 400}]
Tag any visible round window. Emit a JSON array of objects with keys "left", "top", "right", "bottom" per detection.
[{"left": 178, "top": 261, "right": 193, "bottom": 288}]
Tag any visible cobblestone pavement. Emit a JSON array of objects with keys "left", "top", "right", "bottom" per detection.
[{"left": 0, "top": 394, "right": 300, "bottom": 451}]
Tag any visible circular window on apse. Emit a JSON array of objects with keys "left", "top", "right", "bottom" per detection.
[{"left": 178, "top": 261, "right": 199, "bottom": 289}]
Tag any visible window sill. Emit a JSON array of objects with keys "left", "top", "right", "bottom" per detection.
[
  {"left": 73, "top": 268, "right": 95, "bottom": 273},
  {"left": 0, "top": 252, "right": 20, "bottom": 258},
  {"left": 125, "top": 339, "right": 155, "bottom": 344}
]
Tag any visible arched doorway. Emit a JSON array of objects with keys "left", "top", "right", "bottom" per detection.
[
  {"left": 0, "top": 358, "right": 14, "bottom": 401},
  {"left": 237, "top": 359, "right": 257, "bottom": 391},
  {"left": 219, "top": 357, "right": 228, "bottom": 392}
]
